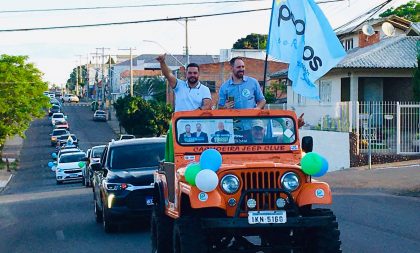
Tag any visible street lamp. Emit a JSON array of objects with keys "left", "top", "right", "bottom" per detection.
[{"left": 142, "top": 40, "right": 185, "bottom": 67}]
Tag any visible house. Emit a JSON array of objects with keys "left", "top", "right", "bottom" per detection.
[
  {"left": 170, "top": 57, "right": 288, "bottom": 107},
  {"left": 270, "top": 16, "right": 419, "bottom": 127},
  {"left": 111, "top": 54, "right": 219, "bottom": 98}
]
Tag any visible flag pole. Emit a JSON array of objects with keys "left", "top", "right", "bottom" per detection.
[{"left": 263, "top": 53, "right": 268, "bottom": 94}]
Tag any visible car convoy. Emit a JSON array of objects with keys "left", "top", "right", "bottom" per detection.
[{"left": 44, "top": 94, "right": 341, "bottom": 251}]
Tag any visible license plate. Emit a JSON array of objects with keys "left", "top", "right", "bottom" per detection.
[
  {"left": 146, "top": 196, "right": 154, "bottom": 206},
  {"left": 248, "top": 210, "right": 287, "bottom": 224},
  {"left": 69, "top": 174, "right": 79, "bottom": 177}
]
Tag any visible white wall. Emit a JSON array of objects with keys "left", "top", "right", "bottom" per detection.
[{"left": 300, "top": 130, "right": 350, "bottom": 171}]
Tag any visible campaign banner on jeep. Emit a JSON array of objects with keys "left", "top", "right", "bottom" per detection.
[{"left": 267, "top": 0, "right": 346, "bottom": 99}]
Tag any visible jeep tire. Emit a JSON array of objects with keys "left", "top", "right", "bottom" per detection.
[
  {"left": 151, "top": 206, "right": 173, "bottom": 253},
  {"left": 302, "top": 208, "right": 342, "bottom": 253},
  {"left": 173, "top": 216, "right": 207, "bottom": 253}
]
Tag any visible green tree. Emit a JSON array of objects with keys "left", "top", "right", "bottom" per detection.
[
  {"left": 233, "top": 33, "right": 268, "bottom": 49},
  {"left": 66, "top": 65, "right": 87, "bottom": 93},
  {"left": 133, "top": 76, "right": 166, "bottom": 102},
  {"left": 113, "top": 96, "right": 173, "bottom": 137},
  {"left": 0, "top": 55, "right": 49, "bottom": 147},
  {"left": 380, "top": 0, "right": 420, "bottom": 22}
]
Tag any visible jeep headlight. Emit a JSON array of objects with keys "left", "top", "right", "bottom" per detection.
[
  {"left": 220, "top": 174, "right": 240, "bottom": 194},
  {"left": 281, "top": 172, "right": 300, "bottom": 191}
]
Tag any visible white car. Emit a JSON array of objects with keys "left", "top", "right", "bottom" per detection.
[
  {"left": 51, "top": 148, "right": 82, "bottom": 172},
  {"left": 51, "top": 113, "right": 66, "bottom": 125},
  {"left": 62, "top": 94, "right": 79, "bottom": 103},
  {"left": 55, "top": 152, "right": 86, "bottom": 184}
]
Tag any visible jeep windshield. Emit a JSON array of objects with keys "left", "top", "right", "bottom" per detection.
[
  {"left": 176, "top": 116, "right": 296, "bottom": 145},
  {"left": 108, "top": 143, "right": 165, "bottom": 170}
]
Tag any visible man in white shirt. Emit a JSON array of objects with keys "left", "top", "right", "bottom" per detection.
[{"left": 156, "top": 54, "right": 212, "bottom": 112}]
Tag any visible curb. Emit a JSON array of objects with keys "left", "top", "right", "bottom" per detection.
[{"left": 0, "top": 173, "right": 13, "bottom": 192}]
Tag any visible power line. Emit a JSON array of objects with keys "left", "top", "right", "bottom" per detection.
[
  {"left": 0, "top": 0, "right": 345, "bottom": 14},
  {"left": 0, "top": 8, "right": 271, "bottom": 32},
  {"left": 0, "top": 0, "right": 266, "bottom": 14},
  {"left": 333, "top": 0, "right": 392, "bottom": 32},
  {"left": 0, "top": 0, "right": 347, "bottom": 33}
]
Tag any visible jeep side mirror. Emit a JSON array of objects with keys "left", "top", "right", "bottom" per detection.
[
  {"left": 91, "top": 162, "right": 102, "bottom": 171},
  {"left": 301, "top": 136, "right": 313, "bottom": 153}
]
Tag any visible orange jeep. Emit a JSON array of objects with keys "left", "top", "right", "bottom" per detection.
[{"left": 152, "top": 109, "right": 341, "bottom": 253}]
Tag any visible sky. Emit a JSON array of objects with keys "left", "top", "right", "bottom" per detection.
[{"left": 0, "top": 0, "right": 411, "bottom": 86}]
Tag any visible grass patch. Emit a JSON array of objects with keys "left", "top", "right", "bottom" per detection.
[{"left": 0, "top": 159, "right": 19, "bottom": 171}]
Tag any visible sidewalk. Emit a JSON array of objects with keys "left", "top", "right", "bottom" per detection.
[
  {"left": 0, "top": 135, "right": 23, "bottom": 192},
  {"left": 106, "top": 107, "right": 126, "bottom": 137}
]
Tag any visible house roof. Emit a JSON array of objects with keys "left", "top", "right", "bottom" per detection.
[
  {"left": 120, "top": 70, "right": 162, "bottom": 78},
  {"left": 336, "top": 15, "right": 411, "bottom": 37},
  {"left": 336, "top": 35, "right": 419, "bottom": 69},
  {"left": 270, "top": 69, "right": 288, "bottom": 78},
  {"left": 115, "top": 54, "right": 219, "bottom": 67},
  {"left": 407, "top": 22, "right": 420, "bottom": 36}
]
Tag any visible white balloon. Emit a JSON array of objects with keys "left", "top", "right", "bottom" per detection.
[{"left": 195, "top": 169, "right": 219, "bottom": 192}]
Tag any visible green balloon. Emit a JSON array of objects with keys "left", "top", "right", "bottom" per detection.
[
  {"left": 301, "top": 152, "right": 323, "bottom": 176},
  {"left": 78, "top": 161, "right": 85, "bottom": 168},
  {"left": 185, "top": 163, "right": 201, "bottom": 186}
]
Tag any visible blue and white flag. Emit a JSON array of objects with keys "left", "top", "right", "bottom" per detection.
[{"left": 267, "top": 0, "right": 346, "bottom": 99}]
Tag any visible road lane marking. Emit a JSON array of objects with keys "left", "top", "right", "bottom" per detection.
[{"left": 56, "top": 230, "right": 65, "bottom": 241}]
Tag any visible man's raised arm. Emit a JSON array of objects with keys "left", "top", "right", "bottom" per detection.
[{"left": 156, "top": 54, "right": 177, "bottom": 89}]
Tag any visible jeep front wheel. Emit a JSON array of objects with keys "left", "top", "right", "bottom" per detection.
[
  {"left": 173, "top": 216, "right": 207, "bottom": 253},
  {"left": 151, "top": 206, "right": 173, "bottom": 253},
  {"left": 302, "top": 208, "right": 342, "bottom": 253}
]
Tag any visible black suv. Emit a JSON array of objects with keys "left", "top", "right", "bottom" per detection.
[{"left": 91, "top": 137, "right": 165, "bottom": 233}]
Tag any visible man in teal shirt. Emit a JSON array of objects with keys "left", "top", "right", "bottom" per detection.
[{"left": 218, "top": 57, "right": 266, "bottom": 109}]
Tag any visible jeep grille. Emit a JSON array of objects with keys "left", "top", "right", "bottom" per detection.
[{"left": 240, "top": 170, "right": 282, "bottom": 211}]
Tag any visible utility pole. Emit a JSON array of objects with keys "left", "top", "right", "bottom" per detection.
[
  {"left": 75, "top": 60, "right": 79, "bottom": 96},
  {"left": 108, "top": 53, "right": 112, "bottom": 120},
  {"left": 86, "top": 54, "right": 90, "bottom": 100},
  {"left": 119, "top": 47, "right": 136, "bottom": 96},
  {"left": 91, "top": 50, "right": 101, "bottom": 104},
  {"left": 185, "top": 18, "right": 190, "bottom": 65},
  {"left": 176, "top": 18, "right": 195, "bottom": 66},
  {"left": 96, "top": 47, "right": 110, "bottom": 109}
]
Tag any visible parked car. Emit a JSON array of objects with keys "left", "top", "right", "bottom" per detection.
[
  {"left": 82, "top": 145, "right": 106, "bottom": 187},
  {"left": 91, "top": 138, "right": 165, "bottom": 233},
  {"left": 49, "top": 105, "right": 61, "bottom": 116},
  {"left": 93, "top": 110, "right": 107, "bottom": 121},
  {"left": 50, "top": 129, "right": 69, "bottom": 146},
  {"left": 119, "top": 134, "right": 135, "bottom": 140},
  {"left": 62, "top": 94, "right": 79, "bottom": 103},
  {"left": 54, "top": 121, "right": 69, "bottom": 131},
  {"left": 51, "top": 113, "right": 66, "bottom": 126},
  {"left": 55, "top": 152, "right": 87, "bottom": 184}
]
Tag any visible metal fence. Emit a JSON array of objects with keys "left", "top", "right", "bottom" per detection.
[
  {"left": 269, "top": 101, "right": 420, "bottom": 155},
  {"left": 356, "top": 101, "right": 420, "bottom": 155}
]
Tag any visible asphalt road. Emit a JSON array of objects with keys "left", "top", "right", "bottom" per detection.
[
  {"left": 0, "top": 104, "right": 151, "bottom": 253},
  {"left": 0, "top": 104, "right": 419, "bottom": 253}
]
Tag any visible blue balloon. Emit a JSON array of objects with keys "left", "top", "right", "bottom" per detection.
[
  {"left": 48, "top": 161, "right": 54, "bottom": 168},
  {"left": 51, "top": 153, "right": 57, "bottom": 159},
  {"left": 313, "top": 157, "right": 328, "bottom": 177},
  {"left": 200, "top": 149, "right": 222, "bottom": 172}
]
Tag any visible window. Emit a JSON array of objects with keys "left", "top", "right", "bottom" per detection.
[
  {"left": 109, "top": 143, "right": 165, "bottom": 170},
  {"left": 319, "top": 80, "right": 332, "bottom": 103},
  {"left": 176, "top": 116, "right": 297, "bottom": 145},
  {"left": 341, "top": 38, "right": 353, "bottom": 51},
  {"left": 201, "top": 81, "right": 216, "bottom": 92}
]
